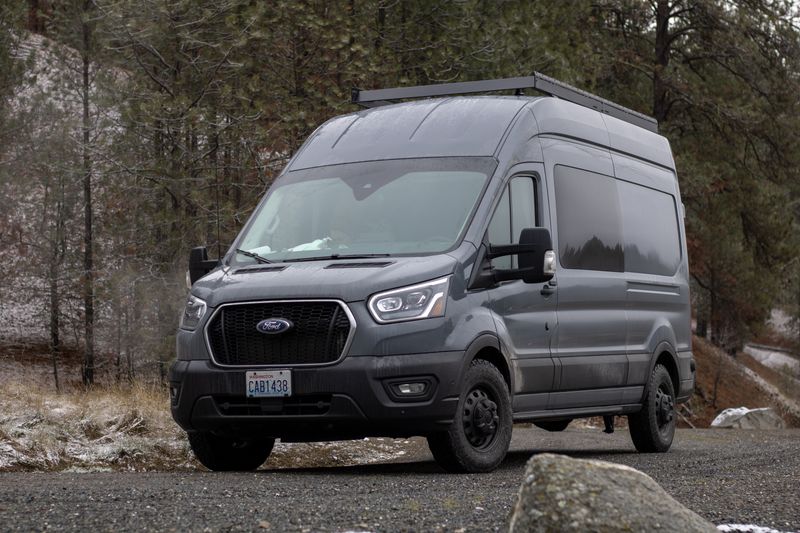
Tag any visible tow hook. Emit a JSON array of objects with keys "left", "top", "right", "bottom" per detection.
[{"left": 603, "top": 415, "right": 614, "bottom": 434}]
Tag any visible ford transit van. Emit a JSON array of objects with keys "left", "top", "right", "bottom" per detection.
[{"left": 170, "top": 74, "right": 695, "bottom": 473}]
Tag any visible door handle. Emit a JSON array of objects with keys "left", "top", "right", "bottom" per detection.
[{"left": 541, "top": 282, "right": 556, "bottom": 296}]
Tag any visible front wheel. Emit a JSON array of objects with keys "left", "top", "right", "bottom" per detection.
[
  {"left": 427, "top": 359, "right": 512, "bottom": 473},
  {"left": 628, "top": 364, "right": 676, "bottom": 452},
  {"left": 188, "top": 432, "right": 275, "bottom": 471}
]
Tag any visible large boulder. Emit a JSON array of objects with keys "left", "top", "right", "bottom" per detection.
[
  {"left": 710, "top": 407, "right": 785, "bottom": 429},
  {"left": 509, "top": 453, "right": 716, "bottom": 533}
]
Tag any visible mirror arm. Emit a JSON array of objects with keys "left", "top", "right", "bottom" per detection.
[
  {"left": 199, "top": 259, "right": 220, "bottom": 270},
  {"left": 486, "top": 243, "right": 540, "bottom": 259}
]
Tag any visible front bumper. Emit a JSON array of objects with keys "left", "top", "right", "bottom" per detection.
[{"left": 169, "top": 351, "right": 465, "bottom": 440}]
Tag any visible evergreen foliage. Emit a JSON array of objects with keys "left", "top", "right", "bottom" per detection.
[{"left": 1, "top": 0, "right": 798, "bottom": 381}]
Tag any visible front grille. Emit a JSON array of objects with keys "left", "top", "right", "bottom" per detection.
[{"left": 207, "top": 301, "right": 352, "bottom": 366}]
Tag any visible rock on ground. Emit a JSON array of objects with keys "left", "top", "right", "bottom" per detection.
[
  {"left": 509, "top": 453, "right": 717, "bottom": 533},
  {"left": 710, "top": 407, "right": 785, "bottom": 429}
]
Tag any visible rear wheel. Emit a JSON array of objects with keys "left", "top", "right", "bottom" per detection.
[
  {"left": 427, "top": 359, "right": 512, "bottom": 473},
  {"left": 188, "top": 432, "right": 275, "bottom": 471},
  {"left": 534, "top": 419, "right": 571, "bottom": 432},
  {"left": 628, "top": 364, "right": 676, "bottom": 452}
]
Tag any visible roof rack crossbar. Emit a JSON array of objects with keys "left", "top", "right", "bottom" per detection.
[{"left": 351, "top": 73, "right": 658, "bottom": 133}]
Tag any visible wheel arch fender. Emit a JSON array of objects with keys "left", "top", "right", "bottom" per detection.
[
  {"left": 643, "top": 340, "right": 680, "bottom": 400},
  {"left": 460, "top": 334, "right": 514, "bottom": 395}
]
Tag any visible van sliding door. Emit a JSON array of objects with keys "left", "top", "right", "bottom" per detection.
[{"left": 547, "top": 150, "right": 630, "bottom": 408}]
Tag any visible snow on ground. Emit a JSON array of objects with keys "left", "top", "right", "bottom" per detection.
[
  {"left": 0, "top": 278, "right": 46, "bottom": 343},
  {"left": 737, "top": 363, "right": 800, "bottom": 420},
  {"left": 768, "top": 309, "right": 798, "bottom": 338},
  {"left": 0, "top": 382, "right": 191, "bottom": 471},
  {"left": 744, "top": 345, "right": 800, "bottom": 375},
  {"left": 718, "top": 525, "right": 793, "bottom": 533},
  {"left": 710, "top": 407, "right": 784, "bottom": 429}
]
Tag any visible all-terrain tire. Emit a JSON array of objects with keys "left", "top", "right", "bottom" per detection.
[
  {"left": 628, "top": 364, "right": 676, "bottom": 453},
  {"left": 534, "top": 419, "right": 571, "bottom": 432},
  {"left": 188, "top": 432, "right": 275, "bottom": 471},
  {"left": 427, "top": 359, "right": 512, "bottom": 473}
]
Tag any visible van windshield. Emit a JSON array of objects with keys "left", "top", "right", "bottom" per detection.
[{"left": 233, "top": 157, "right": 495, "bottom": 264}]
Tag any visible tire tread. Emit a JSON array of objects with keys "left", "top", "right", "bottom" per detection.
[{"left": 628, "top": 364, "right": 675, "bottom": 453}]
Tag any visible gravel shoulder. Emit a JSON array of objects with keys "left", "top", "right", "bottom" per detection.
[{"left": 0, "top": 428, "right": 798, "bottom": 532}]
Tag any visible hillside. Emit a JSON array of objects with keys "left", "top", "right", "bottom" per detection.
[{"left": 685, "top": 336, "right": 800, "bottom": 428}]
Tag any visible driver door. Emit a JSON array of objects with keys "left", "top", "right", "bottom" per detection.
[{"left": 486, "top": 170, "right": 556, "bottom": 413}]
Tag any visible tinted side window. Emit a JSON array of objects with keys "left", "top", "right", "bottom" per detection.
[
  {"left": 618, "top": 180, "right": 681, "bottom": 275},
  {"left": 554, "top": 165, "right": 624, "bottom": 272},
  {"left": 487, "top": 176, "right": 537, "bottom": 269}
]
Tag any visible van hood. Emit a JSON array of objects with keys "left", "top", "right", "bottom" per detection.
[{"left": 190, "top": 251, "right": 464, "bottom": 308}]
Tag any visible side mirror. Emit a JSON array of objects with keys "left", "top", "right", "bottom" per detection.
[
  {"left": 515, "top": 227, "right": 556, "bottom": 283},
  {"left": 188, "top": 246, "right": 220, "bottom": 286},
  {"left": 478, "top": 227, "right": 555, "bottom": 286}
]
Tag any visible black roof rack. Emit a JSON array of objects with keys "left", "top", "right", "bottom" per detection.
[{"left": 351, "top": 73, "right": 658, "bottom": 133}]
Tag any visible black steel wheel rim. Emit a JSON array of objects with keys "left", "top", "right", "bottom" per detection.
[
  {"left": 462, "top": 387, "right": 500, "bottom": 449},
  {"left": 655, "top": 384, "right": 675, "bottom": 434}
]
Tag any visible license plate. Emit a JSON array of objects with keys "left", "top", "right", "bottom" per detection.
[{"left": 245, "top": 370, "right": 292, "bottom": 398}]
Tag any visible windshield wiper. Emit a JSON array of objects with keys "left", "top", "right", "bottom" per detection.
[
  {"left": 283, "top": 253, "right": 391, "bottom": 263},
  {"left": 235, "top": 248, "right": 272, "bottom": 264}
]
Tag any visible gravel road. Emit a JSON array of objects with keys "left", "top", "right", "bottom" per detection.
[{"left": 0, "top": 428, "right": 798, "bottom": 532}]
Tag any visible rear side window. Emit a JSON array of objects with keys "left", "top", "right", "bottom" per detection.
[
  {"left": 554, "top": 166, "right": 624, "bottom": 272},
  {"left": 618, "top": 180, "right": 681, "bottom": 275}
]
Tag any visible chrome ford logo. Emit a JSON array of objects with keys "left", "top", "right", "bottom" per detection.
[{"left": 255, "top": 318, "right": 293, "bottom": 335}]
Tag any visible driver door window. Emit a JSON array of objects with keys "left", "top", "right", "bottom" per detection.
[{"left": 487, "top": 176, "right": 538, "bottom": 269}]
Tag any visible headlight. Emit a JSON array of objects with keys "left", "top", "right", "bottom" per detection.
[
  {"left": 180, "top": 294, "right": 207, "bottom": 330},
  {"left": 368, "top": 277, "right": 449, "bottom": 323}
]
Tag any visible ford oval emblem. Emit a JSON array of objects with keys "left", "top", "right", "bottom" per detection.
[{"left": 255, "top": 318, "right": 293, "bottom": 335}]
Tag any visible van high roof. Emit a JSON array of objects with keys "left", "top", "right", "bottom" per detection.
[
  {"left": 290, "top": 74, "right": 671, "bottom": 171},
  {"left": 290, "top": 95, "right": 673, "bottom": 172}
]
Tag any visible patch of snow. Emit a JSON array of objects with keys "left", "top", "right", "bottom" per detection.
[
  {"left": 711, "top": 407, "right": 784, "bottom": 429},
  {"left": 711, "top": 407, "right": 753, "bottom": 425},
  {"left": 768, "top": 309, "right": 797, "bottom": 337},
  {"left": 738, "top": 365, "right": 800, "bottom": 419},
  {"left": 718, "top": 525, "right": 791, "bottom": 533},
  {"left": 744, "top": 346, "right": 800, "bottom": 375}
]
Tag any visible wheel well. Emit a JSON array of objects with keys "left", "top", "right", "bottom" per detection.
[
  {"left": 473, "top": 347, "right": 511, "bottom": 390},
  {"left": 656, "top": 351, "right": 679, "bottom": 393}
]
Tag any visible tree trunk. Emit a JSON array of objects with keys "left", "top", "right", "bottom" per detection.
[
  {"left": 709, "top": 283, "right": 718, "bottom": 346},
  {"left": 114, "top": 290, "right": 122, "bottom": 383},
  {"left": 374, "top": 2, "right": 385, "bottom": 52},
  {"left": 711, "top": 351, "right": 723, "bottom": 408},
  {"left": 652, "top": 0, "right": 671, "bottom": 123},
  {"left": 81, "top": 2, "right": 95, "bottom": 387},
  {"left": 696, "top": 316, "right": 708, "bottom": 339},
  {"left": 48, "top": 170, "right": 66, "bottom": 393},
  {"left": 48, "top": 265, "right": 60, "bottom": 393}
]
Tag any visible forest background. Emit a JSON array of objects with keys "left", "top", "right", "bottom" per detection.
[{"left": 1, "top": 0, "right": 798, "bottom": 387}]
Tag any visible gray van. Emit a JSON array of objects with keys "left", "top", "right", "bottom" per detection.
[{"left": 170, "top": 74, "right": 694, "bottom": 473}]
